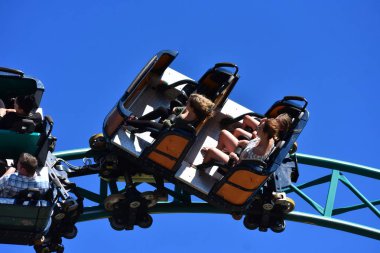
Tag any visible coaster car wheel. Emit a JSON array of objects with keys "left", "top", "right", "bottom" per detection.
[
  {"left": 289, "top": 142, "right": 298, "bottom": 154},
  {"left": 54, "top": 212, "right": 66, "bottom": 221},
  {"left": 270, "top": 219, "right": 286, "bottom": 233},
  {"left": 109, "top": 217, "right": 126, "bottom": 231},
  {"left": 262, "top": 203, "right": 273, "bottom": 211},
  {"left": 56, "top": 245, "right": 64, "bottom": 253},
  {"left": 141, "top": 191, "right": 157, "bottom": 208},
  {"left": 138, "top": 213, "right": 153, "bottom": 228},
  {"left": 34, "top": 235, "right": 45, "bottom": 246},
  {"left": 104, "top": 193, "right": 126, "bottom": 211},
  {"left": 275, "top": 197, "right": 295, "bottom": 213},
  {"left": 62, "top": 226, "right": 78, "bottom": 239},
  {"left": 99, "top": 169, "right": 117, "bottom": 179},
  {"left": 243, "top": 215, "right": 259, "bottom": 230},
  {"left": 129, "top": 200, "right": 141, "bottom": 209},
  {"left": 89, "top": 133, "right": 106, "bottom": 151},
  {"left": 231, "top": 212, "right": 243, "bottom": 220},
  {"left": 34, "top": 245, "right": 50, "bottom": 253}
]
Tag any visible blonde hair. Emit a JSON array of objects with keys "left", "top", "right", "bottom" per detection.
[{"left": 188, "top": 93, "right": 214, "bottom": 120}]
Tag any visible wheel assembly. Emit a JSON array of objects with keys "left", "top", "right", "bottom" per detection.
[
  {"left": 104, "top": 194, "right": 126, "bottom": 211},
  {"left": 231, "top": 212, "right": 243, "bottom": 220},
  {"left": 289, "top": 142, "right": 298, "bottom": 154},
  {"left": 129, "top": 201, "right": 141, "bottom": 209},
  {"left": 62, "top": 226, "right": 78, "bottom": 239},
  {"left": 109, "top": 217, "right": 126, "bottom": 231},
  {"left": 243, "top": 215, "right": 259, "bottom": 230},
  {"left": 270, "top": 219, "right": 286, "bottom": 233},
  {"left": 34, "top": 245, "right": 50, "bottom": 253},
  {"left": 89, "top": 133, "right": 106, "bottom": 151},
  {"left": 56, "top": 245, "right": 64, "bottom": 253},
  {"left": 138, "top": 213, "right": 153, "bottom": 228},
  {"left": 262, "top": 203, "right": 274, "bottom": 211},
  {"left": 275, "top": 197, "right": 295, "bottom": 213},
  {"left": 41, "top": 247, "right": 50, "bottom": 253},
  {"left": 54, "top": 212, "right": 66, "bottom": 221},
  {"left": 141, "top": 191, "right": 157, "bottom": 208}
]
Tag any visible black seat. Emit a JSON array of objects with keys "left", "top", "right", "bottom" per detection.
[
  {"left": 197, "top": 63, "right": 239, "bottom": 103},
  {"left": 162, "top": 63, "right": 239, "bottom": 110},
  {"left": 13, "top": 118, "right": 36, "bottom": 134},
  {"left": 0, "top": 67, "right": 44, "bottom": 109}
]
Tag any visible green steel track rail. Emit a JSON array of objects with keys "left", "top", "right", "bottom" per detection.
[{"left": 54, "top": 148, "right": 380, "bottom": 240}]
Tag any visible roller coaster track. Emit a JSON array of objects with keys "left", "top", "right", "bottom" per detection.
[{"left": 55, "top": 149, "right": 380, "bottom": 240}]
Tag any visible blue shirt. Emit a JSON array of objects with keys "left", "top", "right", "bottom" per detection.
[{"left": 0, "top": 172, "right": 50, "bottom": 198}]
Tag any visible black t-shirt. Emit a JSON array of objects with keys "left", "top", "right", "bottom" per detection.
[
  {"left": 0, "top": 112, "right": 42, "bottom": 132},
  {"left": 162, "top": 107, "right": 200, "bottom": 131}
]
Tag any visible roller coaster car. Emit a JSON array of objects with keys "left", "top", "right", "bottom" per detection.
[
  {"left": 0, "top": 164, "right": 81, "bottom": 253},
  {"left": 99, "top": 50, "right": 239, "bottom": 179},
  {"left": 93, "top": 50, "right": 308, "bottom": 232},
  {"left": 0, "top": 68, "right": 82, "bottom": 253},
  {"left": 212, "top": 96, "right": 308, "bottom": 232},
  {"left": 0, "top": 67, "right": 54, "bottom": 165}
]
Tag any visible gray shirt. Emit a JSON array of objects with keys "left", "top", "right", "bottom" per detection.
[{"left": 240, "top": 137, "right": 274, "bottom": 162}]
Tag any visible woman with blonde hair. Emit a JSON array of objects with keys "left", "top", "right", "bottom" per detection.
[{"left": 124, "top": 93, "right": 214, "bottom": 132}]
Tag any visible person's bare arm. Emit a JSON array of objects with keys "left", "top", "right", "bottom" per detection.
[
  {"left": 238, "top": 139, "right": 249, "bottom": 148},
  {"left": 1, "top": 167, "right": 16, "bottom": 178},
  {"left": 229, "top": 152, "right": 239, "bottom": 161},
  {"left": 242, "top": 115, "right": 260, "bottom": 130},
  {"left": 0, "top": 108, "right": 6, "bottom": 117},
  {"left": 0, "top": 108, "right": 16, "bottom": 117}
]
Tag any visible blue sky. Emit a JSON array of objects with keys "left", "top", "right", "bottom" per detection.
[{"left": 1, "top": 1, "right": 380, "bottom": 252}]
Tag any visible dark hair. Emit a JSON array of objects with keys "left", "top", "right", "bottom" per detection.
[
  {"left": 275, "top": 113, "right": 292, "bottom": 140},
  {"left": 16, "top": 95, "right": 35, "bottom": 114},
  {"left": 263, "top": 118, "right": 280, "bottom": 139},
  {"left": 18, "top": 153, "right": 38, "bottom": 176}
]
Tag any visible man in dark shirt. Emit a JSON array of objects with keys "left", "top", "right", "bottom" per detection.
[{"left": 0, "top": 95, "right": 42, "bottom": 132}]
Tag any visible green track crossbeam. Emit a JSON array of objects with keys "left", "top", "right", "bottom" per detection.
[{"left": 54, "top": 149, "right": 380, "bottom": 240}]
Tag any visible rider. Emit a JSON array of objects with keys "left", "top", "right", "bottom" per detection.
[
  {"left": 0, "top": 153, "right": 49, "bottom": 198},
  {"left": 199, "top": 118, "right": 281, "bottom": 168},
  {"left": 124, "top": 93, "right": 214, "bottom": 132},
  {"left": 0, "top": 95, "right": 42, "bottom": 131}
]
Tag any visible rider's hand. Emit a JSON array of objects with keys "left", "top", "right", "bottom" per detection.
[
  {"left": 0, "top": 108, "right": 6, "bottom": 117},
  {"left": 229, "top": 152, "right": 239, "bottom": 162}
]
